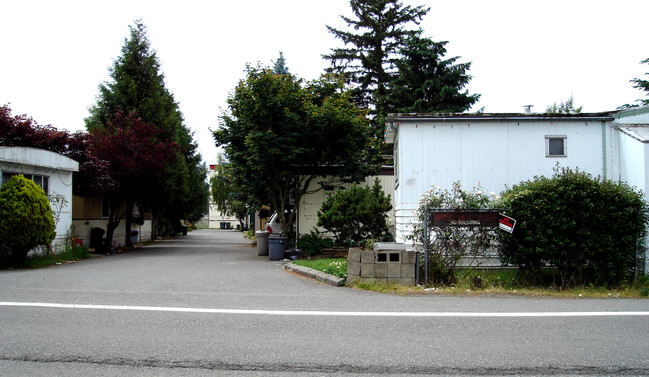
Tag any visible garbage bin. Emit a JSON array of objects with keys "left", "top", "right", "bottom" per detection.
[
  {"left": 181, "top": 225, "right": 188, "bottom": 236},
  {"left": 268, "top": 236, "right": 287, "bottom": 260},
  {"left": 256, "top": 230, "right": 269, "bottom": 256},
  {"left": 130, "top": 230, "right": 139, "bottom": 244},
  {"left": 90, "top": 227, "right": 105, "bottom": 251}
]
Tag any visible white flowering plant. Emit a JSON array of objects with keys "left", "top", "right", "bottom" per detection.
[
  {"left": 408, "top": 182, "right": 499, "bottom": 286},
  {"left": 323, "top": 260, "right": 347, "bottom": 279}
]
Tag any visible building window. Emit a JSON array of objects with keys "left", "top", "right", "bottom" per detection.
[
  {"left": 1, "top": 173, "right": 49, "bottom": 195},
  {"left": 546, "top": 136, "right": 567, "bottom": 157}
]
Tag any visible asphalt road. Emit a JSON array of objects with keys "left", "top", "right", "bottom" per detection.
[{"left": 1, "top": 229, "right": 649, "bottom": 376}]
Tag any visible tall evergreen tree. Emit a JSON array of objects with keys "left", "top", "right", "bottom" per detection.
[
  {"left": 386, "top": 35, "right": 480, "bottom": 113},
  {"left": 86, "top": 20, "right": 208, "bottom": 244},
  {"left": 271, "top": 51, "right": 290, "bottom": 75},
  {"left": 324, "top": 0, "right": 429, "bottom": 136}
]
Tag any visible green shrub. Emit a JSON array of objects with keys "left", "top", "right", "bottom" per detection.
[
  {"left": 498, "top": 167, "right": 648, "bottom": 288},
  {"left": 0, "top": 175, "right": 56, "bottom": 266},
  {"left": 317, "top": 178, "right": 392, "bottom": 245},
  {"left": 297, "top": 228, "right": 334, "bottom": 256}
]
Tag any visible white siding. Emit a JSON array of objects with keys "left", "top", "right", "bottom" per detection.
[
  {"left": 619, "top": 131, "right": 649, "bottom": 202},
  {"left": 297, "top": 175, "right": 395, "bottom": 237},
  {"left": 393, "top": 119, "right": 615, "bottom": 243}
]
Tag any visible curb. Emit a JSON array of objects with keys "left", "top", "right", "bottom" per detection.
[{"left": 284, "top": 262, "right": 345, "bottom": 287}]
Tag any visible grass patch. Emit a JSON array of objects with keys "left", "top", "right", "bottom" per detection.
[
  {"left": 17, "top": 244, "right": 90, "bottom": 269},
  {"left": 293, "top": 258, "right": 344, "bottom": 271},
  {"left": 293, "top": 258, "right": 347, "bottom": 279}
]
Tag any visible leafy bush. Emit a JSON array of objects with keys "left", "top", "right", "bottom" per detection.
[
  {"left": 317, "top": 178, "right": 392, "bottom": 245},
  {"left": 498, "top": 167, "right": 648, "bottom": 288},
  {"left": 409, "top": 182, "right": 498, "bottom": 286},
  {"left": 0, "top": 175, "right": 56, "bottom": 266},
  {"left": 297, "top": 228, "right": 334, "bottom": 256}
]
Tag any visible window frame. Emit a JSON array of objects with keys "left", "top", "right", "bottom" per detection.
[
  {"left": 545, "top": 135, "right": 567, "bottom": 158},
  {"left": 1, "top": 172, "right": 50, "bottom": 195}
]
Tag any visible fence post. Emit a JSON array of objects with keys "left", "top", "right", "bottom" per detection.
[{"left": 423, "top": 204, "right": 429, "bottom": 285}]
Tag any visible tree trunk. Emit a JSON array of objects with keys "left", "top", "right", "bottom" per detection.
[{"left": 104, "top": 200, "right": 123, "bottom": 252}]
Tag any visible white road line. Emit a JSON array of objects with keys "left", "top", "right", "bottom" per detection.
[{"left": 1, "top": 301, "right": 649, "bottom": 318}]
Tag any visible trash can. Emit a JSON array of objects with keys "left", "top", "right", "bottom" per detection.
[
  {"left": 181, "top": 225, "right": 188, "bottom": 235},
  {"left": 130, "top": 230, "right": 139, "bottom": 244},
  {"left": 268, "top": 236, "right": 287, "bottom": 260},
  {"left": 90, "top": 227, "right": 105, "bottom": 251},
  {"left": 256, "top": 230, "right": 269, "bottom": 256}
]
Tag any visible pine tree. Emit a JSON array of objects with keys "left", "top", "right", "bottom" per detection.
[
  {"left": 324, "top": 0, "right": 429, "bottom": 136},
  {"left": 386, "top": 35, "right": 480, "bottom": 113},
  {"left": 271, "top": 51, "right": 290, "bottom": 75}
]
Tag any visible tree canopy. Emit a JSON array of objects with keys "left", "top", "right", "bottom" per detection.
[
  {"left": 88, "top": 110, "right": 178, "bottom": 247},
  {"left": 546, "top": 95, "right": 583, "bottom": 114},
  {"left": 0, "top": 104, "right": 108, "bottom": 197},
  {"left": 323, "top": 0, "right": 429, "bottom": 136},
  {"left": 271, "top": 51, "right": 290, "bottom": 75},
  {"left": 214, "top": 66, "right": 374, "bottom": 236},
  {"left": 385, "top": 35, "right": 480, "bottom": 113},
  {"left": 630, "top": 58, "right": 649, "bottom": 107}
]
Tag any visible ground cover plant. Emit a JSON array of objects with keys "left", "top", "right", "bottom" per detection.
[
  {"left": 18, "top": 240, "right": 90, "bottom": 269},
  {"left": 347, "top": 268, "right": 649, "bottom": 298}
]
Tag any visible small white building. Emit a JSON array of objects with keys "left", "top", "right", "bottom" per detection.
[
  {"left": 0, "top": 146, "right": 79, "bottom": 249},
  {"left": 385, "top": 107, "right": 649, "bottom": 243}
]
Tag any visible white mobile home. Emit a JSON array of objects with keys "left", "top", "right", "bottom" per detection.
[
  {"left": 0, "top": 146, "right": 79, "bottom": 249},
  {"left": 385, "top": 108, "right": 649, "bottom": 243}
]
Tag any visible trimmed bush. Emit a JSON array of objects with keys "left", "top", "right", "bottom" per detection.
[
  {"left": 0, "top": 175, "right": 55, "bottom": 266},
  {"left": 317, "top": 178, "right": 392, "bottom": 245},
  {"left": 498, "top": 167, "right": 648, "bottom": 288}
]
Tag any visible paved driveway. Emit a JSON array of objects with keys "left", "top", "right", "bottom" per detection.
[{"left": 1, "top": 229, "right": 649, "bottom": 376}]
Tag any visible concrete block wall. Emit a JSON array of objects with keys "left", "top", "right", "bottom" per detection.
[{"left": 347, "top": 246, "right": 416, "bottom": 285}]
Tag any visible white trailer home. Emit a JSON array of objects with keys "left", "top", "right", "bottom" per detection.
[
  {"left": 385, "top": 107, "right": 649, "bottom": 244},
  {"left": 0, "top": 146, "right": 79, "bottom": 249}
]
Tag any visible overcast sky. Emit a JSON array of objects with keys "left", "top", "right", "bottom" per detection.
[{"left": 2, "top": 0, "right": 648, "bottom": 164}]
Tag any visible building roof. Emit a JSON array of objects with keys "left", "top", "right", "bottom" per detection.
[
  {"left": 0, "top": 146, "right": 79, "bottom": 172},
  {"left": 384, "top": 111, "right": 618, "bottom": 144},
  {"left": 617, "top": 124, "right": 649, "bottom": 143}
]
